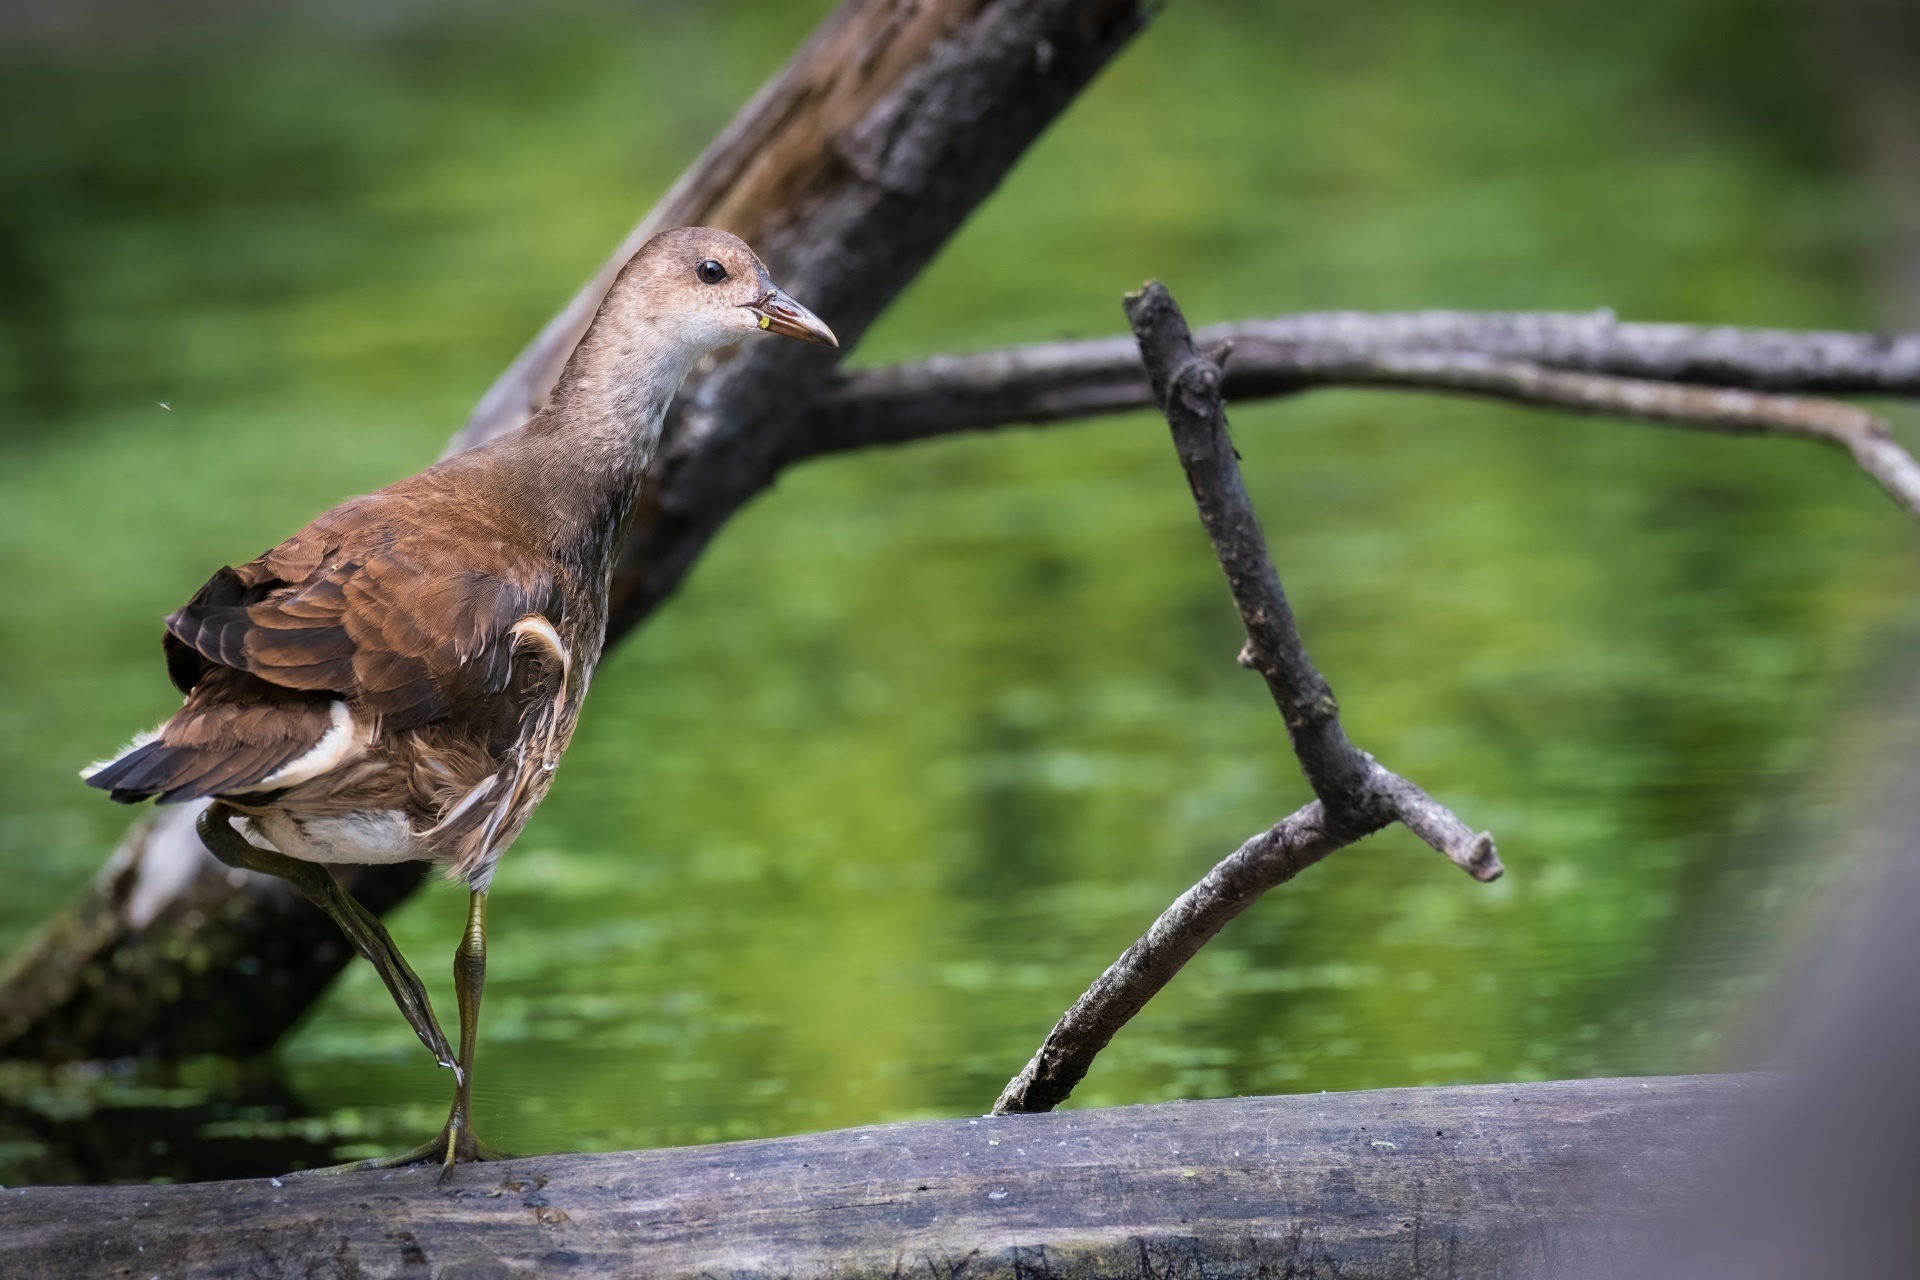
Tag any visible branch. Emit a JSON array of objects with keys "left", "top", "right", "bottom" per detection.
[
  {"left": 994, "top": 284, "right": 1499, "bottom": 1116},
  {"left": 1331, "top": 353, "right": 1920, "bottom": 520},
  {"left": 1133, "top": 285, "right": 1500, "bottom": 870},
  {"left": 808, "top": 312, "right": 1920, "bottom": 522},
  {"left": 0, "top": 808, "right": 421, "bottom": 1060},
  {"left": 813, "top": 310, "right": 1920, "bottom": 450}
]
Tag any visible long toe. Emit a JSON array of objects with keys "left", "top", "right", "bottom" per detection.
[
  {"left": 289, "top": 1125, "right": 512, "bottom": 1179},
  {"left": 291, "top": 1137, "right": 444, "bottom": 1177}
]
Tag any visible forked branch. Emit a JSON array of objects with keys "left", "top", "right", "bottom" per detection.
[{"left": 993, "top": 283, "right": 1500, "bottom": 1115}]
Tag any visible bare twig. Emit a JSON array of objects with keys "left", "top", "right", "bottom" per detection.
[
  {"left": 991, "top": 803, "right": 1337, "bottom": 1115},
  {"left": 807, "top": 312, "right": 1920, "bottom": 520},
  {"left": 993, "top": 284, "right": 1501, "bottom": 1115},
  {"left": 1129, "top": 285, "right": 1501, "bottom": 877},
  {"left": 1329, "top": 354, "right": 1920, "bottom": 520}
]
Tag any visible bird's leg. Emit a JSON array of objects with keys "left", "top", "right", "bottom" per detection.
[
  {"left": 440, "top": 887, "right": 493, "bottom": 1176},
  {"left": 202, "top": 810, "right": 509, "bottom": 1178},
  {"left": 315, "top": 888, "right": 511, "bottom": 1179},
  {"left": 196, "top": 804, "right": 454, "bottom": 1070}
]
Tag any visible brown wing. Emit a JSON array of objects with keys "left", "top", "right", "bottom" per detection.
[
  {"left": 161, "top": 487, "right": 557, "bottom": 735},
  {"left": 87, "top": 470, "right": 559, "bottom": 808}
]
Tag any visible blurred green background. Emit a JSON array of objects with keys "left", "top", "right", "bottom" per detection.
[{"left": 1, "top": 0, "right": 1916, "bottom": 1183}]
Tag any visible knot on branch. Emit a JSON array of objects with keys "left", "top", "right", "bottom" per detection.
[{"left": 1172, "top": 354, "right": 1222, "bottom": 401}]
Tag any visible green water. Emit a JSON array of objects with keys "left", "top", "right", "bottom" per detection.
[{"left": 1, "top": 0, "right": 1916, "bottom": 1181}]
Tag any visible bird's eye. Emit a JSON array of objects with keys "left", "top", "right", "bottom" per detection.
[{"left": 696, "top": 259, "right": 728, "bottom": 285}]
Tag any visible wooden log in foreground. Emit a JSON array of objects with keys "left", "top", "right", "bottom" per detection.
[{"left": 0, "top": 1074, "right": 1762, "bottom": 1279}]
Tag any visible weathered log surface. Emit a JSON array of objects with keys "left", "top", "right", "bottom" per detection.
[{"left": 0, "top": 1073, "right": 1763, "bottom": 1279}]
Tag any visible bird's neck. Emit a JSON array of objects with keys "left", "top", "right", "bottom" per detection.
[
  {"left": 503, "top": 314, "right": 713, "bottom": 575},
  {"left": 545, "top": 311, "right": 708, "bottom": 473}
]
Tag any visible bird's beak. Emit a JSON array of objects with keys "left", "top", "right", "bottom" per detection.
[{"left": 747, "top": 287, "right": 838, "bottom": 347}]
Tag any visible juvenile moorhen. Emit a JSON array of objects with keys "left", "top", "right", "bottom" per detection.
[{"left": 84, "top": 227, "right": 836, "bottom": 1176}]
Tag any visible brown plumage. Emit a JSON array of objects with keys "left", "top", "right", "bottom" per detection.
[
  {"left": 81, "top": 226, "right": 834, "bottom": 1177},
  {"left": 92, "top": 460, "right": 573, "bottom": 882},
  {"left": 86, "top": 226, "right": 835, "bottom": 888}
]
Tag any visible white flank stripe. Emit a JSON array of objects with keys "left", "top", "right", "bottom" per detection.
[
  {"left": 509, "top": 613, "right": 572, "bottom": 770},
  {"left": 238, "top": 701, "right": 361, "bottom": 791}
]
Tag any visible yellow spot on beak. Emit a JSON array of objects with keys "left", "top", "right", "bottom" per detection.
[{"left": 758, "top": 313, "right": 771, "bottom": 330}]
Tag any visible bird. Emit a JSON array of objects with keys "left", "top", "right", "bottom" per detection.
[{"left": 81, "top": 227, "right": 836, "bottom": 1177}]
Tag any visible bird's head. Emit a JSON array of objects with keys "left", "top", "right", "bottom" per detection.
[{"left": 619, "top": 226, "right": 837, "bottom": 355}]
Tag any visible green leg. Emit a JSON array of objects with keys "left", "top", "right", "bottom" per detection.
[
  {"left": 196, "top": 804, "right": 454, "bottom": 1071},
  {"left": 305, "top": 888, "right": 508, "bottom": 1179},
  {"left": 439, "top": 888, "right": 502, "bottom": 1177},
  {"left": 200, "top": 806, "right": 509, "bottom": 1178},
  {"left": 197, "top": 805, "right": 453, "bottom": 1074}
]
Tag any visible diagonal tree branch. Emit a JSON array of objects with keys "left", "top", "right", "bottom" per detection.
[
  {"left": 994, "top": 283, "right": 1499, "bottom": 1116},
  {"left": 0, "top": 0, "right": 1152, "bottom": 1064}
]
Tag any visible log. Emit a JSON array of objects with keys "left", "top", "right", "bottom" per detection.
[{"left": 0, "top": 1073, "right": 1761, "bottom": 1278}]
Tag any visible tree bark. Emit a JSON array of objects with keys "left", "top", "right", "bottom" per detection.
[
  {"left": 0, "top": 1073, "right": 1765, "bottom": 1278},
  {"left": 0, "top": 0, "right": 1151, "bottom": 1064}
]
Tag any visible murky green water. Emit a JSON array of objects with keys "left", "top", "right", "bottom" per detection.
[{"left": 1, "top": 0, "right": 1915, "bottom": 1183}]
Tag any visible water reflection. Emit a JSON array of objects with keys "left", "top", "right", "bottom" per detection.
[
  {"left": 0, "top": 1061, "right": 334, "bottom": 1185},
  {"left": 2, "top": 0, "right": 1917, "bottom": 1185}
]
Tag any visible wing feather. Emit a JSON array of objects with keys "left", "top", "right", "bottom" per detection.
[{"left": 159, "top": 483, "right": 555, "bottom": 734}]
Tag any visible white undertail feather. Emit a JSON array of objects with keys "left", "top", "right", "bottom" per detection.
[
  {"left": 477, "top": 776, "right": 521, "bottom": 861},
  {"left": 79, "top": 727, "right": 163, "bottom": 781}
]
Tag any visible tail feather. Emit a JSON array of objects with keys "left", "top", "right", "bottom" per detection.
[
  {"left": 82, "top": 667, "right": 342, "bottom": 805},
  {"left": 84, "top": 738, "right": 199, "bottom": 803},
  {"left": 84, "top": 738, "right": 309, "bottom": 805}
]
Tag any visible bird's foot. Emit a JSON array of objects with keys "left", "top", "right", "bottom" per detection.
[{"left": 293, "top": 1115, "right": 512, "bottom": 1182}]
